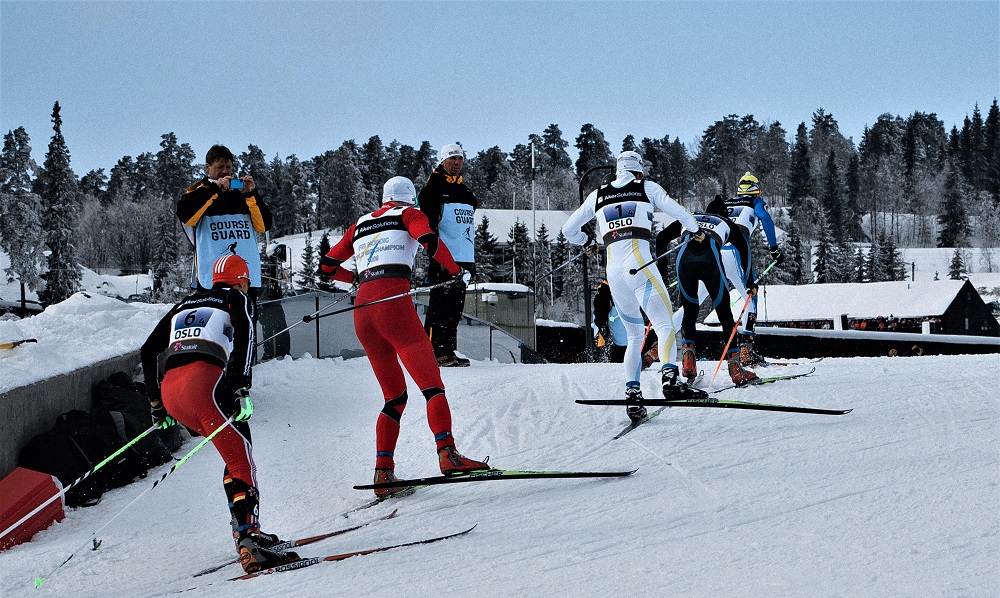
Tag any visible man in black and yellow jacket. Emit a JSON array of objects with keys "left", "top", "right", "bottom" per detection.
[
  {"left": 418, "top": 143, "right": 477, "bottom": 367},
  {"left": 176, "top": 144, "right": 272, "bottom": 304}
]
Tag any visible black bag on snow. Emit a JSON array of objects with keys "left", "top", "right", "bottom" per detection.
[
  {"left": 92, "top": 371, "right": 151, "bottom": 423},
  {"left": 56, "top": 409, "right": 149, "bottom": 490},
  {"left": 93, "top": 371, "right": 181, "bottom": 458},
  {"left": 19, "top": 423, "right": 106, "bottom": 508}
]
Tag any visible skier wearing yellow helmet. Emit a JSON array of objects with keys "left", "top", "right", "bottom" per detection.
[{"left": 705, "top": 172, "right": 783, "bottom": 366}]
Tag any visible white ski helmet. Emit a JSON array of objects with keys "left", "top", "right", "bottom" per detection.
[
  {"left": 382, "top": 176, "right": 417, "bottom": 205},
  {"left": 616, "top": 151, "right": 645, "bottom": 176},
  {"left": 438, "top": 143, "right": 465, "bottom": 165}
]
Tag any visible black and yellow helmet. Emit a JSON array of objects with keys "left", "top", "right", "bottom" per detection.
[{"left": 737, "top": 172, "right": 760, "bottom": 196}]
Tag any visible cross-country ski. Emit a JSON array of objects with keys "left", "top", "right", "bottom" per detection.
[{"left": 354, "top": 468, "right": 637, "bottom": 491}]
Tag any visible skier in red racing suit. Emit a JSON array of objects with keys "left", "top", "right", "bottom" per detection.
[{"left": 320, "top": 176, "right": 490, "bottom": 496}]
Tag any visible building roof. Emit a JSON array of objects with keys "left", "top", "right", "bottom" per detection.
[{"left": 704, "top": 280, "right": 971, "bottom": 324}]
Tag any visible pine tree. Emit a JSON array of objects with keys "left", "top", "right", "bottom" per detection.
[
  {"left": 984, "top": 99, "right": 1000, "bottom": 203},
  {"left": 787, "top": 122, "right": 813, "bottom": 236},
  {"left": 878, "top": 233, "right": 907, "bottom": 281},
  {"left": 0, "top": 127, "right": 44, "bottom": 296},
  {"left": 317, "top": 231, "right": 336, "bottom": 292},
  {"left": 784, "top": 220, "right": 808, "bottom": 284},
  {"left": 621, "top": 135, "right": 637, "bottom": 152},
  {"left": 948, "top": 248, "right": 966, "bottom": 280},
  {"left": 474, "top": 215, "right": 499, "bottom": 282},
  {"left": 297, "top": 230, "right": 317, "bottom": 292},
  {"left": 552, "top": 230, "right": 570, "bottom": 297},
  {"left": 813, "top": 214, "right": 834, "bottom": 283},
  {"left": 151, "top": 209, "right": 185, "bottom": 301},
  {"left": 844, "top": 153, "right": 865, "bottom": 240},
  {"left": 36, "top": 102, "right": 82, "bottom": 305},
  {"left": 508, "top": 220, "right": 533, "bottom": 285},
  {"left": 155, "top": 132, "right": 196, "bottom": 252},
  {"left": 937, "top": 161, "right": 971, "bottom": 247},
  {"left": 821, "top": 150, "right": 844, "bottom": 240},
  {"left": 540, "top": 124, "right": 573, "bottom": 172},
  {"left": 574, "top": 124, "right": 613, "bottom": 178},
  {"left": 277, "top": 155, "right": 312, "bottom": 234},
  {"left": 534, "top": 222, "right": 554, "bottom": 311}
]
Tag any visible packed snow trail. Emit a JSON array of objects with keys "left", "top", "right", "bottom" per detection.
[{"left": 1, "top": 353, "right": 997, "bottom": 597}]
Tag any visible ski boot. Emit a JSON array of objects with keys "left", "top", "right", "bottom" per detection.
[
  {"left": 624, "top": 385, "right": 647, "bottom": 424},
  {"left": 739, "top": 333, "right": 767, "bottom": 367},
  {"left": 661, "top": 364, "right": 688, "bottom": 400},
  {"left": 728, "top": 348, "right": 760, "bottom": 386},
  {"left": 237, "top": 535, "right": 299, "bottom": 573},
  {"left": 680, "top": 341, "right": 698, "bottom": 382},
  {"left": 372, "top": 468, "right": 414, "bottom": 498},
  {"left": 438, "top": 446, "right": 490, "bottom": 475},
  {"left": 438, "top": 353, "right": 470, "bottom": 367}
]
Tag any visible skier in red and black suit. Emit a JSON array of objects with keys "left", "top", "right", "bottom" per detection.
[
  {"left": 418, "top": 143, "right": 477, "bottom": 367},
  {"left": 140, "top": 254, "right": 298, "bottom": 573},
  {"left": 319, "top": 176, "right": 490, "bottom": 497}
]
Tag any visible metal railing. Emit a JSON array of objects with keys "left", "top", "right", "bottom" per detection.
[{"left": 256, "top": 289, "right": 534, "bottom": 364}]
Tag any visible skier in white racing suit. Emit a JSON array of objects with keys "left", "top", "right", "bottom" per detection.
[{"left": 562, "top": 151, "right": 702, "bottom": 424}]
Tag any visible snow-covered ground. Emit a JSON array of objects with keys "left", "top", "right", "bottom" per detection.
[{"left": 0, "top": 296, "right": 998, "bottom": 597}]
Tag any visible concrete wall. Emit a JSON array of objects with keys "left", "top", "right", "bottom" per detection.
[{"left": 0, "top": 352, "right": 141, "bottom": 480}]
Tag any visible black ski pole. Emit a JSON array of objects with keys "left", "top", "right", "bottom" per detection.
[
  {"left": 302, "top": 279, "right": 457, "bottom": 323},
  {"left": 627, "top": 240, "right": 687, "bottom": 275}
]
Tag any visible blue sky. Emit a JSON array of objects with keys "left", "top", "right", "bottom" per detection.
[{"left": 2, "top": 1, "right": 997, "bottom": 176}]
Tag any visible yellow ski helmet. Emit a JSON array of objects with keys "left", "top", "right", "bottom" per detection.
[{"left": 737, "top": 172, "right": 760, "bottom": 196}]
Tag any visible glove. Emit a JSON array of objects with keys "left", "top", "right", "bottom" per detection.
[
  {"left": 770, "top": 247, "right": 785, "bottom": 265},
  {"left": 583, "top": 237, "right": 600, "bottom": 255},
  {"left": 689, "top": 229, "right": 706, "bottom": 243},
  {"left": 453, "top": 267, "right": 472, "bottom": 287},
  {"left": 150, "top": 402, "right": 176, "bottom": 430},
  {"left": 747, "top": 282, "right": 759, "bottom": 297},
  {"left": 233, "top": 388, "right": 254, "bottom": 422}
]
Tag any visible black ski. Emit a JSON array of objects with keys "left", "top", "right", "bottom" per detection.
[
  {"left": 229, "top": 525, "right": 477, "bottom": 581},
  {"left": 710, "top": 367, "right": 816, "bottom": 393},
  {"left": 192, "top": 509, "right": 398, "bottom": 577},
  {"left": 339, "top": 485, "right": 428, "bottom": 518},
  {"left": 612, "top": 406, "right": 668, "bottom": 440},
  {"left": 354, "top": 468, "right": 637, "bottom": 490},
  {"left": 577, "top": 396, "right": 850, "bottom": 416}
]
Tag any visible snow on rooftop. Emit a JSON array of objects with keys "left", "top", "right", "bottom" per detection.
[{"left": 705, "top": 280, "right": 971, "bottom": 325}]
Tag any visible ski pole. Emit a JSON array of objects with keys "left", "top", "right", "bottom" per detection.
[
  {"left": 628, "top": 240, "right": 687, "bottom": 275},
  {"left": 0, "top": 423, "right": 159, "bottom": 544},
  {"left": 302, "top": 279, "right": 456, "bottom": 323},
  {"left": 536, "top": 251, "right": 586, "bottom": 282},
  {"left": 262, "top": 273, "right": 348, "bottom": 296},
  {"left": 34, "top": 416, "right": 236, "bottom": 589},
  {"left": 255, "top": 286, "right": 358, "bottom": 348},
  {"left": 710, "top": 294, "right": 754, "bottom": 385}
]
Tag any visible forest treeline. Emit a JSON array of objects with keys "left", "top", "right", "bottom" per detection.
[{"left": 1, "top": 100, "right": 998, "bottom": 315}]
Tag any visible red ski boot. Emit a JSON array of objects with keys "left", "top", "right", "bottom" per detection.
[{"left": 438, "top": 446, "right": 490, "bottom": 475}]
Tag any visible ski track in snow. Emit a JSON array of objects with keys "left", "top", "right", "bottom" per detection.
[{"left": 1, "top": 349, "right": 998, "bottom": 597}]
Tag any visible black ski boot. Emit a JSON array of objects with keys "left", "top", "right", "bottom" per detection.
[{"left": 624, "top": 386, "right": 647, "bottom": 424}]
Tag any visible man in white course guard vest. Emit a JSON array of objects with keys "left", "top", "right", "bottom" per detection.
[{"left": 562, "top": 151, "right": 703, "bottom": 424}]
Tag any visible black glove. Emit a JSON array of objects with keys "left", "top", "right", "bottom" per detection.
[
  {"left": 770, "top": 247, "right": 785, "bottom": 265},
  {"left": 233, "top": 388, "right": 254, "bottom": 422},
  {"left": 150, "top": 402, "right": 176, "bottom": 429},
  {"left": 583, "top": 232, "right": 600, "bottom": 255}
]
